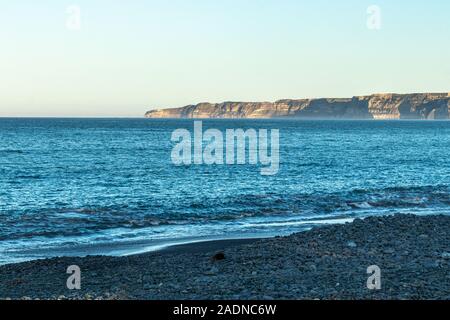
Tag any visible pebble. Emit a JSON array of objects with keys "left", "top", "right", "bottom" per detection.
[
  {"left": 347, "top": 241, "right": 357, "bottom": 248},
  {"left": 211, "top": 252, "right": 225, "bottom": 262},
  {"left": 0, "top": 214, "right": 448, "bottom": 300},
  {"left": 204, "top": 266, "right": 219, "bottom": 275}
]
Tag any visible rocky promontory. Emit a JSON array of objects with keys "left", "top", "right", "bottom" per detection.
[{"left": 145, "top": 93, "right": 450, "bottom": 120}]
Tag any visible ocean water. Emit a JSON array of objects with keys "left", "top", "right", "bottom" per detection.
[{"left": 0, "top": 118, "right": 449, "bottom": 265}]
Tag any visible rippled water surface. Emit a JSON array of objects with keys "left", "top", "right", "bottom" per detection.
[{"left": 1, "top": 119, "right": 449, "bottom": 264}]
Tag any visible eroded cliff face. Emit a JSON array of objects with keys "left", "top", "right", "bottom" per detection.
[
  {"left": 362, "top": 93, "right": 450, "bottom": 120},
  {"left": 145, "top": 93, "right": 450, "bottom": 119}
]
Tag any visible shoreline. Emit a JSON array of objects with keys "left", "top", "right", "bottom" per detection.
[
  {"left": 0, "top": 214, "right": 449, "bottom": 300},
  {"left": 154, "top": 238, "right": 265, "bottom": 256},
  {"left": 0, "top": 233, "right": 279, "bottom": 267}
]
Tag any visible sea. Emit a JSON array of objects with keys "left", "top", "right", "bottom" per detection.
[{"left": 0, "top": 118, "right": 449, "bottom": 265}]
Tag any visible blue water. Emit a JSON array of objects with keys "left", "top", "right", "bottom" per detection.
[{"left": 1, "top": 119, "right": 449, "bottom": 264}]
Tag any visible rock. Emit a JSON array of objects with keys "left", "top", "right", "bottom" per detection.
[
  {"left": 143, "top": 283, "right": 153, "bottom": 290},
  {"left": 424, "top": 260, "right": 440, "bottom": 269},
  {"left": 204, "top": 266, "right": 219, "bottom": 275},
  {"left": 211, "top": 251, "right": 225, "bottom": 262},
  {"left": 145, "top": 93, "right": 450, "bottom": 120},
  {"left": 307, "top": 264, "right": 317, "bottom": 272},
  {"left": 347, "top": 241, "right": 357, "bottom": 248}
]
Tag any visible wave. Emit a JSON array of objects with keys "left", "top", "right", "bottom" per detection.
[
  {"left": 0, "top": 149, "right": 25, "bottom": 154},
  {"left": 0, "top": 185, "right": 448, "bottom": 241}
]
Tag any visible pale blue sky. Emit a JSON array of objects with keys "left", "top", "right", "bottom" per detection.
[{"left": 0, "top": 0, "right": 449, "bottom": 117}]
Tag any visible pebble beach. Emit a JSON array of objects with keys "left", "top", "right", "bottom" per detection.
[{"left": 0, "top": 214, "right": 449, "bottom": 300}]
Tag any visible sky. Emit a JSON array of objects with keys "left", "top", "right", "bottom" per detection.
[{"left": 0, "top": 0, "right": 449, "bottom": 117}]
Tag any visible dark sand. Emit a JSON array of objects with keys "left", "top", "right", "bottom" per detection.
[
  {"left": 0, "top": 214, "right": 449, "bottom": 300},
  {"left": 159, "top": 238, "right": 264, "bottom": 255}
]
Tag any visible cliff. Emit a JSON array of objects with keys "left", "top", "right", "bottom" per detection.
[
  {"left": 362, "top": 93, "right": 450, "bottom": 120},
  {"left": 145, "top": 93, "right": 450, "bottom": 120}
]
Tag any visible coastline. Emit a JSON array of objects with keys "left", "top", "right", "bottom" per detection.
[{"left": 0, "top": 214, "right": 449, "bottom": 300}]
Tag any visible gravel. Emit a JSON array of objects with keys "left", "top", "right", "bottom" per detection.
[{"left": 0, "top": 214, "right": 449, "bottom": 300}]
